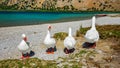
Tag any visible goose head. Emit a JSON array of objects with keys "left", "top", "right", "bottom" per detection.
[
  {"left": 22, "top": 34, "right": 27, "bottom": 42},
  {"left": 48, "top": 25, "right": 52, "bottom": 31}
]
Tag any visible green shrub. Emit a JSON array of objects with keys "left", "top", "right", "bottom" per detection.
[
  {"left": 76, "top": 26, "right": 89, "bottom": 37},
  {"left": 0, "top": 58, "right": 57, "bottom": 68},
  {"left": 53, "top": 32, "right": 68, "bottom": 40}
]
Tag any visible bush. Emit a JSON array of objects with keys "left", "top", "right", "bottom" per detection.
[
  {"left": 76, "top": 26, "right": 89, "bottom": 37},
  {"left": 53, "top": 32, "right": 68, "bottom": 40}
]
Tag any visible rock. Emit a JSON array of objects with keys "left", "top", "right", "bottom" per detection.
[
  {"left": 83, "top": 53, "right": 88, "bottom": 58},
  {"left": 68, "top": 63, "right": 73, "bottom": 66},
  {"left": 81, "top": 59, "right": 87, "bottom": 65},
  {"left": 103, "top": 56, "right": 113, "bottom": 63},
  {"left": 82, "top": 66, "right": 87, "bottom": 68},
  {"left": 89, "top": 56, "right": 94, "bottom": 61},
  {"left": 76, "top": 59, "right": 80, "bottom": 62},
  {"left": 56, "top": 58, "right": 64, "bottom": 64},
  {"left": 4, "top": 47, "right": 7, "bottom": 49},
  {"left": 95, "top": 49, "right": 103, "bottom": 54},
  {"left": 57, "top": 62, "right": 69, "bottom": 67},
  {"left": 22, "top": 66, "right": 27, "bottom": 68},
  {"left": 57, "top": 63, "right": 63, "bottom": 67},
  {"left": 30, "top": 63, "right": 36, "bottom": 67},
  {"left": 8, "top": 57, "right": 12, "bottom": 59}
]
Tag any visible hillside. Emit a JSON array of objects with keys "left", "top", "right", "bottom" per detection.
[{"left": 0, "top": 0, "right": 120, "bottom": 11}]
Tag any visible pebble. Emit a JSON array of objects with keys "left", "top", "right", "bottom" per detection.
[
  {"left": 82, "top": 66, "right": 87, "bottom": 68},
  {"left": 81, "top": 59, "right": 87, "bottom": 65},
  {"left": 95, "top": 49, "right": 103, "bottom": 54},
  {"left": 56, "top": 58, "right": 64, "bottom": 64}
]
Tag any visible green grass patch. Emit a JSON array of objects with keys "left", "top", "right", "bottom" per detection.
[
  {"left": 53, "top": 32, "right": 68, "bottom": 40},
  {"left": 0, "top": 58, "right": 57, "bottom": 68}
]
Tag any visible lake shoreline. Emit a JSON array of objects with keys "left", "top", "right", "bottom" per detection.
[{"left": 0, "top": 11, "right": 119, "bottom": 27}]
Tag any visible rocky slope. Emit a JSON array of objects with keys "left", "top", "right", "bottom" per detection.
[{"left": 0, "top": 0, "right": 120, "bottom": 11}]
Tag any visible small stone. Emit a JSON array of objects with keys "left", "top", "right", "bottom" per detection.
[
  {"left": 82, "top": 66, "right": 87, "bottom": 68},
  {"left": 22, "top": 66, "right": 27, "bottom": 68},
  {"left": 4, "top": 47, "right": 7, "bottom": 49},
  {"left": 56, "top": 58, "right": 64, "bottom": 64},
  {"left": 34, "top": 32, "right": 37, "bottom": 34},
  {"left": 68, "top": 59, "right": 74, "bottom": 62},
  {"left": 81, "top": 59, "right": 87, "bottom": 65},
  {"left": 89, "top": 56, "right": 94, "bottom": 60},
  {"left": 76, "top": 59, "right": 80, "bottom": 62},
  {"left": 68, "top": 63, "right": 73, "bottom": 66},
  {"left": 95, "top": 49, "right": 103, "bottom": 54},
  {"left": 30, "top": 63, "right": 36, "bottom": 66},
  {"left": 57, "top": 63, "right": 63, "bottom": 67},
  {"left": 8, "top": 57, "right": 11, "bottom": 59},
  {"left": 82, "top": 59, "right": 86, "bottom": 62}
]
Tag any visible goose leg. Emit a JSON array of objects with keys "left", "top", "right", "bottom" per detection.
[
  {"left": 46, "top": 47, "right": 54, "bottom": 54},
  {"left": 46, "top": 48, "right": 50, "bottom": 54},
  {"left": 50, "top": 48, "right": 54, "bottom": 54},
  {"left": 21, "top": 53, "right": 29, "bottom": 59},
  {"left": 64, "top": 48, "right": 69, "bottom": 54},
  {"left": 69, "top": 48, "right": 75, "bottom": 53},
  {"left": 90, "top": 42, "right": 96, "bottom": 48}
]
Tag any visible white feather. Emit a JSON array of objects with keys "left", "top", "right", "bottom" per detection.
[
  {"left": 64, "top": 27, "right": 76, "bottom": 49},
  {"left": 18, "top": 40, "right": 30, "bottom": 54},
  {"left": 44, "top": 29, "right": 56, "bottom": 48},
  {"left": 85, "top": 16, "right": 99, "bottom": 43}
]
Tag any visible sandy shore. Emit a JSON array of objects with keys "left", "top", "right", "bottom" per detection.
[{"left": 0, "top": 16, "right": 120, "bottom": 60}]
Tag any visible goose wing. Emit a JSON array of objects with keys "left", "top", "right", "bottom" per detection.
[{"left": 18, "top": 40, "right": 29, "bottom": 52}]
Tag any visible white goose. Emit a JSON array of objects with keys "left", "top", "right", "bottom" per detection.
[
  {"left": 44, "top": 25, "right": 56, "bottom": 54},
  {"left": 18, "top": 34, "right": 31, "bottom": 58},
  {"left": 64, "top": 27, "right": 76, "bottom": 54},
  {"left": 84, "top": 16, "right": 99, "bottom": 47}
]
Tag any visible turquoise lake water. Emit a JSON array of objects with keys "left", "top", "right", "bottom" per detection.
[{"left": 0, "top": 11, "right": 119, "bottom": 27}]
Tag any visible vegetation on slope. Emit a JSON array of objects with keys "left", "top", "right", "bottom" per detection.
[{"left": 0, "top": 0, "right": 120, "bottom": 11}]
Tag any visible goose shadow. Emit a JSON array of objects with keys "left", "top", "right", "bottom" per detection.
[
  {"left": 46, "top": 46, "right": 57, "bottom": 52},
  {"left": 64, "top": 47, "right": 75, "bottom": 54},
  {"left": 29, "top": 50, "right": 35, "bottom": 57},
  {"left": 82, "top": 42, "right": 96, "bottom": 48},
  {"left": 26, "top": 42, "right": 35, "bottom": 57}
]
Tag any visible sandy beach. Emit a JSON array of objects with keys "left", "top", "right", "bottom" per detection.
[{"left": 0, "top": 16, "right": 120, "bottom": 60}]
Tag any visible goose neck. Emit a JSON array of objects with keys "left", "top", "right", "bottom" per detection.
[
  {"left": 47, "top": 30, "right": 51, "bottom": 38},
  {"left": 91, "top": 16, "right": 96, "bottom": 30},
  {"left": 69, "top": 27, "right": 72, "bottom": 36}
]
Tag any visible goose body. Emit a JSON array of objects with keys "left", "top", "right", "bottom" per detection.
[
  {"left": 85, "top": 16, "right": 99, "bottom": 43},
  {"left": 44, "top": 30, "right": 56, "bottom": 48},
  {"left": 17, "top": 34, "right": 32, "bottom": 58},
  {"left": 64, "top": 27, "right": 76, "bottom": 50},
  {"left": 44, "top": 25, "right": 56, "bottom": 54},
  {"left": 18, "top": 40, "right": 30, "bottom": 54}
]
